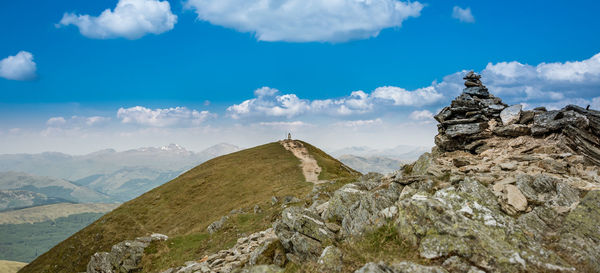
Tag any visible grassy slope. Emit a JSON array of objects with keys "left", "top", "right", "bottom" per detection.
[
  {"left": 20, "top": 141, "right": 358, "bottom": 273},
  {"left": 0, "top": 260, "right": 27, "bottom": 273}
]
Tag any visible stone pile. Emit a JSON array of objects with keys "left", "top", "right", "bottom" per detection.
[{"left": 434, "top": 72, "right": 600, "bottom": 165}]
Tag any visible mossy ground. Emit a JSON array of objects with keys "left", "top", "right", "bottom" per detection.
[{"left": 21, "top": 141, "right": 358, "bottom": 273}]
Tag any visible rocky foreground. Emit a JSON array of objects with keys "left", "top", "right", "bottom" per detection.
[{"left": 85, "top": 73, "right": 600, "bottom": 273}]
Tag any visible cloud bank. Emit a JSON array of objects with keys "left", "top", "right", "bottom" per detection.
[
  {"left": 117, "top": 106, "right": 213, "bottom": 127},
  {"left": 186, "top": 0, "right": 424, "bottom": 42},
  {"left": 0, "top": 51, "right": 37, "bottom": 81},
  {"left": 59, "top": 0, "right": 177, "bottom": 39}
]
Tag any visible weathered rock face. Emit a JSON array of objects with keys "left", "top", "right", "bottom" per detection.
[
  {"left": 434, "top": 72, "right": 600, "bottom": 166},
  {"left": 87, "top": 233, "right": 168, "bottom": 273}
]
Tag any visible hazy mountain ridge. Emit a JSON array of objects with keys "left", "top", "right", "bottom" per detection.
[
  {"left": 331, "top": 145, "right": 430, "bottom": 161},
  {"left": 337, "top": 155, "right": 405, "bottom": 175},
  {"left": 0, "top": 172, "right": 112, "bottom": 205},
  {"left": 0, "top": 143, "right": 241, "bottom": 203}
]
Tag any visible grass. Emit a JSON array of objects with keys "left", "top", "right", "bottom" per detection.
[
  {"left": 21, "top": 141, "right": 358, "bottom": 273},
  {"left": 337, "top": 223, "right": 429, "bottom": 272}
]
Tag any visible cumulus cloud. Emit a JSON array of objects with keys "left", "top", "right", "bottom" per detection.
[
  {"left": 409, "top": 110, "right": 434, "bottom": 121},
  {"left": 228, "top": 84, "right": 451, "bottom": 119},
  {"left": 58, "top": 0, "right": 177, "bottom": 39},
  {"left": 452, "top": 6, "right": 474, "bottom": 23},
  {"left": 0, "top": 51, "right": 37, "bottom": 81},
  {"left": 482, "top": 52, "right": 600, "bottom": 102},
  {"left": 372, "top": 86, "right": 444, "bottom": 106},
  {"left": 185, "top": 0, "right": 424, "bottom": 42},
  {"left": 257, "top": 121, "right": 311, "bottom": 127},
  {"left": 227, "top": 87, "right": 310, "bottom": 119},
  {"left": 117, "top": 106, "right": 213, "bottom": 127}
]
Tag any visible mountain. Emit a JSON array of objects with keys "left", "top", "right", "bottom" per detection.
[
  {"left": 20, "top": 141, "right": 359, "bottom": 273},
  {"left": 0, "top": 143, "right": 241, "bottom": 202},
  {"left": 0, "top": 143, "right": 241, "bottom": 181},
  {"left": 0, "top": 190, "right": 69, "bottom": 212},
  {"left": 0, "top": 172, "right": 112, "bottom": 206},
  {"left": 331, "top": 145, "right": 430, "bottom": 161},
  {"left": 337, "top": 154, "right": 404, "bottom": 174}
]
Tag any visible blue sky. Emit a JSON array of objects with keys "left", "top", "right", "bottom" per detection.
[{"left": 1, "top": 0, "right": 599, "bottom": 154}]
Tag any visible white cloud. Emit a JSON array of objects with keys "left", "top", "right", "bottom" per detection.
[
  {"left": 409, "top": 110, "right": 433, "bottom": 121},
  {"left": 335, "top": 118, "right": 383, "bottom": 128},
  {"left": 592, "top": 97, "right": 600, "bottom": 110},
  {"left": 482, "top": 53, "right": 600, "bottom": 101},
  {"left": 227, "top": 87, "right": 310, "bottom": 119},
  {"left": 47, "top": 117, "right": 67, "bottom": 126},
  {"left": 372, "top": 86, "right": 444, "bottom": 106},
  {"left": 58, "top": 0, "right": 177, "bottom": 39},
  {"left": 452, "top": 6, "right": 474, "bottom": 23},
  {"left": 257, "top": 121, "right": 311, "bottom": 127},
  {"left": 85, "top": 116, "right": 111, "bottom": 126},
  {"left": 117, "top": 106, "right": 213, "bottom": 127},
  {"left": 0, "top": 51, "right": 37, "bottom": 81},
  {"left": 185, "top": 0, "right": 424, "bottom": 42}
]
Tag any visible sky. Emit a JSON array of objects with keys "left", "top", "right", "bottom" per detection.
[{"left": 0, "top": 0, "right": 599, "bottom": 154}]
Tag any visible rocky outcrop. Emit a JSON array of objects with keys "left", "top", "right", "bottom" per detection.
[
  {"left": 434, "top": 72, "right": 600, "bottom": 166},
  {"left": 161, "top": 229, "right": 281, "bottom": 273},
  {"left": 87, "top": 233, "right": 168, "bottom": 273}
]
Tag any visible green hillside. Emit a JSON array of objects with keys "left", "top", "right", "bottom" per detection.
[{"left": 20, "top": 141, "right": 359, "bottom": 273}]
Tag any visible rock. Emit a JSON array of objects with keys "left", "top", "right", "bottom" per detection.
[
  {"left": 271, "top": 196, "right": 279, "bottom": 205},
  {"left": 464, "top": 87, "right": 489, "bottom": 98},
  {"left": 556, "top": 191, "right": 600, "bottom": 272},
  {"left": 325, "top": 222, "right": 341, "bottom": 233},
  {"left": 280, "top": 207, "right": 334, "bottom": 243},
  {"left": 234, "top": 265, "right": 284, "bottom": 273},
  {"left": 452, "top": 158, "right": 469, "bottom": 168},
  {"left": 87, "top": 252, "right": 114, "bottom": 273},
  {"left": 504, "top": 184, "right": 528, "bottom": 212},
  {"left": 317, "top": 246, "right": 343, "bottom": 272},
  {"left": 282, "top": 196, "right": 301, "bottom": 205},
  {"left": 442, "top": 256, "right": 484, "bottom": 273},
  {"left": 354, "top": 261, "right": 449, "bottom": 273},
  {"left": 207, "top": 216, "right": 229, "bottom": 234},
  {"left": 379, "top": 206, "right": 398, "bottom": 219},
  {"left": 254, "top": 205, "right": 262, "bottom": 214},
  {"left": 87, "top": 233, "right": 168, "bottom": 273},
  {"left": 493, "top": 124, "right": 531, "bottom": 137},
  {"left": 445, "top": 123, "right": 487, "bottom": 138},
  {"left": 249, "top": 238, "right": 286, "bottom": 267},
  {"left": 391, "top": 261, "right": 449, "bottom": 273},
  {"left": 499, "top": 161, "right": 517, "bottom": 171},
  {"left": 519, "top": 110, "right": 535, "bottom": 124},
  {"left": 354, "top": 262, "right": 396, "bottom": 273},
  {"left": 500, "top": 104, "right": 522, "bottom": 125}
]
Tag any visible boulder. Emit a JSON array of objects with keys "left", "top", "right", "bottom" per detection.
[
  {"left": 249, "top": 239, "right": 286, "bottom": 267},
  {"left": 207, "top": 216, "right": 229, "bottom": 234},
  {"left": 86, "top": 234, "right": 168, "bottom": 273},
  {"left": 500, "top": 104, "right": 522, "bottom": 125},
  {"left": 233, "top": 265, "right": 284, "bottom": 273}
]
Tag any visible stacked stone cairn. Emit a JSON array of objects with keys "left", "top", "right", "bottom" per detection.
[{"left": 435, "top": 71, "right": 600, "bottom": 165}]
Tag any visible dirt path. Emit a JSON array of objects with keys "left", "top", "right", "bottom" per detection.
[{"left": 280, "top": 140, "right": 323, "bottom": 184}]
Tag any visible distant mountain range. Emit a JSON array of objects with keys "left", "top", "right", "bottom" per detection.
[
  {"left": 330, "top": 145, "right": 430, "bottom": 174},
  {"left": 0, "top": 143, "right": 241, "bottom": 203}
]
